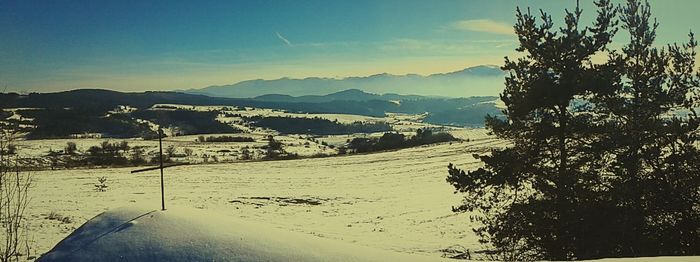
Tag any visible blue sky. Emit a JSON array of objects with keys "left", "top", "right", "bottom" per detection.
[{"left": 1, "top": 0, "right": 699, "bottom": 92}]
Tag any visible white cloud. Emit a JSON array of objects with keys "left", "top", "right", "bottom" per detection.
[
  {"left": 452, "top": 19, "right": 513, "bottom": 35},
  {"left": 275, "top": 32, "right": 292, "bottom": 46}
]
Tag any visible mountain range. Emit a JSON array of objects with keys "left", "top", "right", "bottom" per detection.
[
  {"left": 186, "top": 65, "right": 505, "bottom": 98},
  {"left": 251, "top": 89, "right": 426, "bottom": 103}
]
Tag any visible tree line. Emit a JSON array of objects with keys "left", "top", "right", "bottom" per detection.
[
  {"left": 349, "top": 129, "right": 458, "bottom": 153},
  {"left": 243, "top": 116, "right": 392, "bottom": 135},
  {"left": 15, "top": 108, "right": 242, "bottom": 140}
]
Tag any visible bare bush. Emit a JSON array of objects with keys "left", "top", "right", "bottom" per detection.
[
  {"left": 45, "top": 212, "right": 72, "bottom": 224},
  {"left": 0, "top": 131, "right": 33, "bottom": 262}
]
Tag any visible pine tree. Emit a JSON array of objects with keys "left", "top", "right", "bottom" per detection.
[
  {"left": 448, "top": 0, "right": 700, "bottom": 259},
  {"left": 447, "top": 1, "right": 617, "bottom": 260},
  {"left": 597, "top": 0, "right": 700, "bottom": 255}
]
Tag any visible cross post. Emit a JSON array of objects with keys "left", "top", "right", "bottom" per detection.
[
  {"left": 131, "top": 128, "right": 189, "bottom": 211},
  {"left": 158, "top": 128, "right": 165, "bottom": 210}
]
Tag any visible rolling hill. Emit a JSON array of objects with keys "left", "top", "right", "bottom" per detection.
[{"left": 0, "top": 89, "right": 501, "bottom": 139}]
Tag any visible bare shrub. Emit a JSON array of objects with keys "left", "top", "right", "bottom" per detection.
[
  {"left": 0, "top": 130, "right": 32, "bottom": 262},
  {"left": 45, "top": 212, "right": 72, "bottom": 224}
]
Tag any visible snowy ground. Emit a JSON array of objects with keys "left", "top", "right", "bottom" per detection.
[
  {"left": 9, "top": 105, "right": 463, "bottom": 168},
  {"left": 24, "top": 132, "right": 504, "bottom": 259},
  {"left": 8, "top": 104, "right": 698, "bottom": 261},
  {"left": 37, "top": 206, "right": 450, "bottom": 261}
]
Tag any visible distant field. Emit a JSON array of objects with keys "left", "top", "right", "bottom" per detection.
[
  {"left": 25, "top": 131, "right": 504, "bottom": 259},
  {"left": 11, "top": 105, "right": 484, "bottom": 169}
]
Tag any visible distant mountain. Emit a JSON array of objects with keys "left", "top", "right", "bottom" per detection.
[
  {"left": 429, "top": 65, "right": 505, "bottom": 78},
  {"left": 186, "top": 65, "right": 505, "bottom": 98},
  {"left": 249, "top": 89, "right": 504, "bottom": 127},
  {"left": 252, "top": 89, "right": 426, "bottom": 103}
]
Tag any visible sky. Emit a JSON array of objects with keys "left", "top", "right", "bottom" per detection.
[{"left": 1, "top": 0, "right": 699, "bottom": 93}]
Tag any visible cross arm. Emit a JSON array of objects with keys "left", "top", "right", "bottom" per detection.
[{"left": 130, "top": 162, "right": 191, "bottom": 174}]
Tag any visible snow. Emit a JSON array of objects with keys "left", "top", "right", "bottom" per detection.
[
  {"left": 11, "top": 110, "right": 485, "bottom": 168},
  {"left": 37, "top": 205, "right": 448, "bottom": 261},
  {"left": 25, "top": 138, "right": 501, "bottom": 259},
  {"left": 154, "top": 104, "right": 388, "bottom": 124},
  {"left": 16, "top": 125, "right": 696, "bottom": 261}
]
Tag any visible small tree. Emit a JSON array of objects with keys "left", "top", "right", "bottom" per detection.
[
  {"left": 47, "top": 149, "right": 60, "bottom": 170},
  {"left": 64, "top": 142, "right": 77, "bottom": 155},
  {"left": 130, "top": 147, "right": 147, "bottom": 166},
  {"left": 337, "top": 146, "right": 347, "bottom": 155},
  {"left": 165, "top": 145, "right": 177, "bottom": 158},
  {"left": 183, "top": 148, "right": 193, "bottom": 159},
  {"left": 202, "top": 154, "right": 210, "bottom": 163},
  {"left": 117, "top": 141, "right": 129, "bottom": 152},
  {"left": 239, "top": 148, "right": 252, "bottom": 160},
  {"left": 94, "top": 176, "right": 108, "bottom": 192},
  {"left": 264, "top": 135, "right": 284, "bottom": 159}
]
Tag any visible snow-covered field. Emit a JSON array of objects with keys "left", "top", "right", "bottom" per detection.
[
  {"left": 25, "top": 131, "right": 504, "bottom": 259},
  {"left": 13, "top": 132, "right": 340, "bottom": 166},
  {"left": 8, "top": 105, "right": 465, "bottom": 168}
]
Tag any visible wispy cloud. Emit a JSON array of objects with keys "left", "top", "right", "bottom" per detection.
[
  {"left": 451, "top": 19, "right": 513, "bottom": 35},
  {"left": 275, "top": 32, "right": 292, "bottom": 46},
  {"left": 379, "top": 38, "right": 516, "bottom": 54}
]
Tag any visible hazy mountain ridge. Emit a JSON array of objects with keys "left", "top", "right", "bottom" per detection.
[
  {"left": 252, "top": 89, "right": 427, "bottom": 103},
  {"left": 187, "top": 65, "right": 505, "bottom": 98}
]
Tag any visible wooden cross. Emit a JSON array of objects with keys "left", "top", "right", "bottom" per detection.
[{"left": 131, "top": 128, "right": 189, "bottom": 211}]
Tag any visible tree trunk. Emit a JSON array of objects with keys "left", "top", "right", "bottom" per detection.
[{"left": 555, "top": 105, "right": 570, "bottom": 260}]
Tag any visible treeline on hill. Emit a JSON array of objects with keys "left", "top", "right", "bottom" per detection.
[
  {"left": 424, "top": 103, "right": 502, "bottom": 127},
  {"left": 348, "top": 129, "right": 457, "bottom": 153},
  {"left": 197, "top": 135, "right": 255, "bottom": 143},
  {"left": 15, "top": 107, "right": 240, "bottom": 139},
  {"left": 0, "top": 110, "right": 11, "bottom": 120},
  {"left": 0, "top": 110, "right": 33, "bottom": 133},
  {"left": 132, "top": 109, "right": 240, "bottom": 136},
  {"left": 447, "top": 1, "right": 700, "bottom": 260},
  {"left": 251, "top": 93, "right": 504, "bottom": 127},
  {"left": 18, "top": 108, "right": 158, "bottom": 139},
  {"left": 244, "top": 116, "right": 392, "bottom": 135},
  {"left": 0, "top": 89, "right": 395, "bottom": 118}
]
